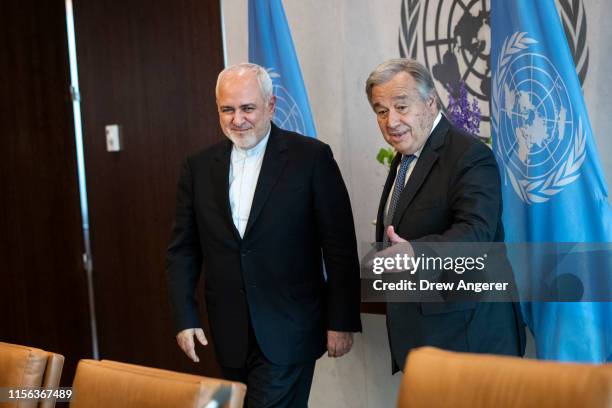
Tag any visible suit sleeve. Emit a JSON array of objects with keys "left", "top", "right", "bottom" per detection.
[
  {"left": 414, "top": 141, "right": 502, "bottom": 243},
  {"left": 312, "top": 144, "right": 362, "bottom": 332},
  {"left": 165, "top": 159, "right": 203, "bottom": 332}
]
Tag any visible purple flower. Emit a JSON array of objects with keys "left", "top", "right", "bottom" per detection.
[{"left": 447, "top": 81, "right": 482, "bottom": 137}]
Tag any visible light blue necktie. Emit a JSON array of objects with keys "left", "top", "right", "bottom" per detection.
[{"left": 383, "top": 154, "right": 416, "bottom": 246}]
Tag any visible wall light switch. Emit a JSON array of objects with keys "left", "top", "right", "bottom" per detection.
[{"left": 105, "top": 124, "right": 122, "bottom": 152}]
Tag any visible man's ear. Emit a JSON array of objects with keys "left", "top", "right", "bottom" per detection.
[
  {"left": 268, "top": 95, "right": 276, "bottom": 114},
  {"left": 428, "top": 94, "right": 437, "bottom": 114}
]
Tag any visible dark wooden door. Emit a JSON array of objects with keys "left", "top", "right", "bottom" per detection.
[
  {"left": 0, "top": 0, "right": 93, "bottom": 385},
  {"left": 73, "top": 0, "right": 225, "bottom": 375}
]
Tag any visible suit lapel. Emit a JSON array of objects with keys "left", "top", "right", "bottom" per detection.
[
  {"left": 376, "top": 153, "right": 402, "bottom": 242},
  {"left": 243, "top": 123, "right": 288, "bottom": 238},
  {"left": 391, "top": 116, "right": 449, "bottom": 227},
  {"left": 210, "top": 139, "right": 242, "bottom": 242}
]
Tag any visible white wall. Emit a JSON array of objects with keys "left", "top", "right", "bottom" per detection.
[{"left": 582, "top": 0, "right": 612, "bottom": 192}]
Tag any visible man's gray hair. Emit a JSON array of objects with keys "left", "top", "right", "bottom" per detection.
[
  {"left": 216, "top": 63, "right": 274, "bottom": 103},
  {"left": 365, "top": 58, "right": 445, "bottom": 112}
]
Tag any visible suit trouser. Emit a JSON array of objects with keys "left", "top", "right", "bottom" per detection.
[{"left": 220, "top": 321, "right": 316, "bottom": 408}]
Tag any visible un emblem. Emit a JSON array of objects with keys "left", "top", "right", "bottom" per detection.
[
  {"left": 491, "top": 32, "right": 586, "bottom": 205},
  {"left": 399, "top": 0, "right": 590, "bottom": 133},
  {"left": 267, "top": 68, "right": 306, "bottom": 135},
  {"left": 400, "top": 0, "right": 492, "bottom": 123}
]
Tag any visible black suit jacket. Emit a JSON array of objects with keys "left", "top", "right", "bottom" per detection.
[
  {"left": 167, "top": 123, "right": 362, "bottom": 368},
  {"left": 376, "top": 116, "right": 525, "bottom": 371}
]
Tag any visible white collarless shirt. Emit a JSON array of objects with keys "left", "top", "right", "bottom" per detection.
[
  {"left": 229, "top": 130, "right": 270, "bottom": 237},
  {"left": 385, "top": 112, "right": 442, "bottom": 217}
]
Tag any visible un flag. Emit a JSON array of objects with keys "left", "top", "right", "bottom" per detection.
[
  {"left": 491, "top": 0, "right": 612, "bottom": 362},
  {"left": 248, "top": 0, "right": 317, "bottom": 138}
]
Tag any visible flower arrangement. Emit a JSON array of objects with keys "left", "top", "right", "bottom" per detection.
[{"left": 447, "top": 81, "right": 483, "bottom": 139}]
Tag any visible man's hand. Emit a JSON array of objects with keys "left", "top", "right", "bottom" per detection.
[
  {"left": 176, "top": 328, "right": 208, "bottom": 363},
  {"left": 327, "top": 331, "right": 353, "bottom": 358},
  {"left": 386, "top": 225, "right": 407, "bottom": 243},
  {"left": 365, "top": 226, "right": 414, "bottom": 273}
]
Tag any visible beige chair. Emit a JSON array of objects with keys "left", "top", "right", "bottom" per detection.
[
  {"left": 398, "top": 346, "right": 612, "bottom": 408},
  {"left": 69, "top": 359, "right": 246, "bottom": 408},
  {"left": 0, "top": 341, "right": 65, "bottom": 408}
]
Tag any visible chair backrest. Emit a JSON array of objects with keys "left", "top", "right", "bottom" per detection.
[
  {"left": 398, "top": 347, "right": 612, "bottom": 408},
  {"left": 0, "top": 341, "right": 65, "bottom": 408},
  {"left": 69, "top": 359, "right": 246, "bottom": 408},
  {"left": 39, "top": 352, "right": 65, "bottom": 408}
]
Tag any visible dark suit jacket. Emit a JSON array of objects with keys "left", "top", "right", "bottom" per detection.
[
  {"left": 376, "top": 116, "right": 525, "bottom": 371},
  {"left": 166, "top": 123, "right": 362, "bottom": 368}
]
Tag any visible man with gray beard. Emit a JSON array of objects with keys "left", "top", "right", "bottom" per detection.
[{"left": 167, "top": 63, "right": 361, "bottom": 407}]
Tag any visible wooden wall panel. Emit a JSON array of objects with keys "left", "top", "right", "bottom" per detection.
[
  {"left": 73, "top": 0, "right": 225, "bottom": 375},
  {"left": 0, "top": 0, "right": 92, "bottom": 385}
]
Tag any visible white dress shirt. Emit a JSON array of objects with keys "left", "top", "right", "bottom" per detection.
[
  {"left": 229, "top": 130, "right": 270, "bottom": 237},
  {"left": 385, "top": 112, "right": 443, "bottom": 217}
]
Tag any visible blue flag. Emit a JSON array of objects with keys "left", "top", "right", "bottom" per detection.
[
  {"left": 491, "top": 0, "right": 612, "bottom": 361},
  {"left": 248, "top": 0, "right": 317, "bottom": 138}
]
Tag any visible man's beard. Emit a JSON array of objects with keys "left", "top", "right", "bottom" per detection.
[{"left": 226, "top": 129, "right": 258, "bottom": 150}]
